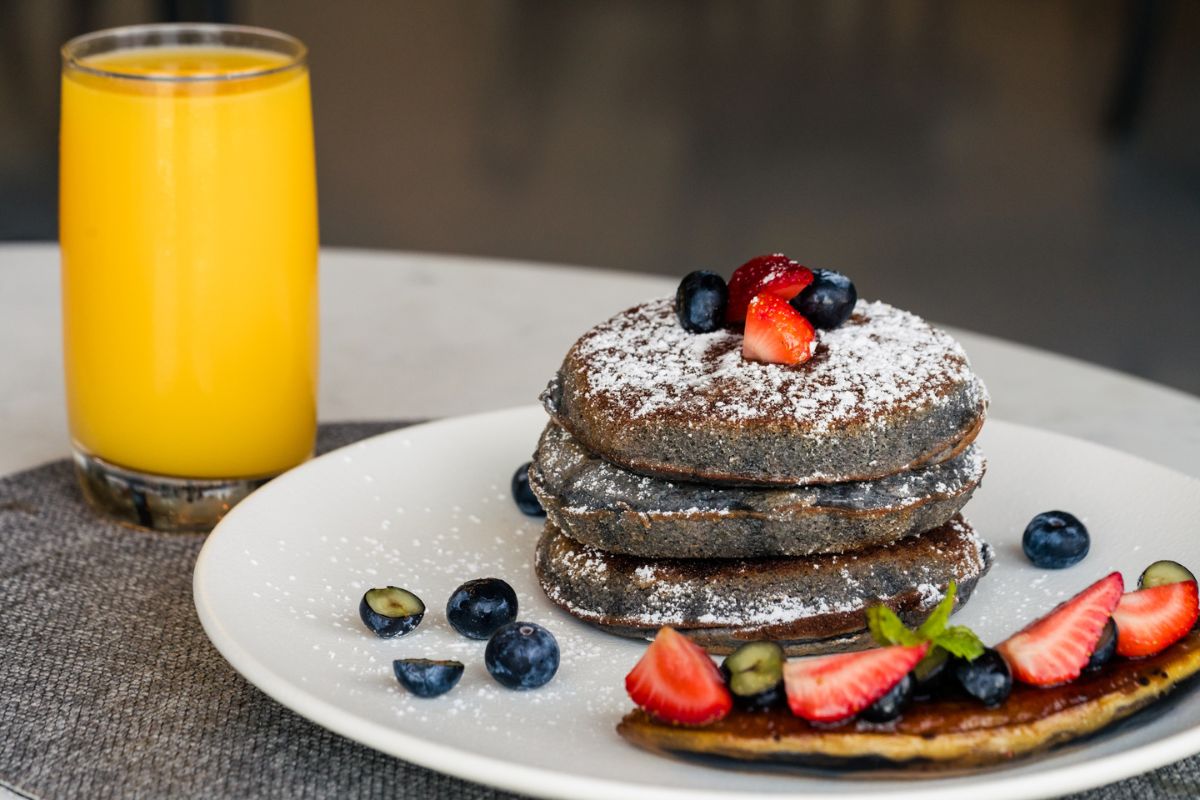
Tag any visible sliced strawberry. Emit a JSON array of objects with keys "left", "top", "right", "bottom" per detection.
[
  {"left": 1113, "top": 580, "right": 1199, "bottom": 658},
  {"left": 782, "top": 642, "right": 928, "bottom": 723},
  {"left": 997, "top": 572, "right": 1124, "bottom": 686},
  {"left": 725, "top": 254, "right": 814, "bottom": 323},
  {"left": 625, "top": 627, "right": 732, "bottom": 725},
  {"left": 743, "top": 292, "right": 817, "bottom": 365}
]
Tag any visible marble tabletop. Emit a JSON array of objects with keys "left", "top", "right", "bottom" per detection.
[{"left": 3, "top": 243, "right": 1198, "bottom": 480}]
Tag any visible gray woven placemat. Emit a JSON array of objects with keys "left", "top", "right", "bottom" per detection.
[
  {"left": 0, "top": 421, "right": 1195, "bottom": 799},
  {"left": 0, "top": 422, "right": 528, "bottom": 800}
]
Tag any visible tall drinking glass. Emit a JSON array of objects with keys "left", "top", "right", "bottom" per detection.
[{"left": 60, "top": 25, "right": 318, "bottom": 531}]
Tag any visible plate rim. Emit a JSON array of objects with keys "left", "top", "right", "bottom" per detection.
[{"left": 193, "top": 405, "right": 1200, "bottom": 800}]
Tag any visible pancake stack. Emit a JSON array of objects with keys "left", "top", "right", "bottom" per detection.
[{"left": 530, "top": 296, "right": 993, "bottom": 655}]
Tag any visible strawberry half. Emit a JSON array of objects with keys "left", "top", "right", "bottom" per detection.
[
  {"left": 997, "top": 572, "right": 1124, "bottom": 686},
  {"left": 743, "top": 292, "right": 817, "bottom": 365},
  {"left": 782, "top": 642, "right": 928, "bottom": 723},
  {"left": 1113, "top": 580, "right": 1199, "bottom": 658},
  {"left": 725, "top": 254, "right": 814, "bottom": 323},
  {"left": 625, "top": 627, "right": 732, "bottom": 726}
]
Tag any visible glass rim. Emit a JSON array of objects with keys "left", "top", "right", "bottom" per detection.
[{"left": 61, "top": 23, "right": 307, "bottom": 83}]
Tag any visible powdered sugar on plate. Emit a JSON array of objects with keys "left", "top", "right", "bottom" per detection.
[{"left": 195, "top": 407, "right": 1200, "bottom": 796}]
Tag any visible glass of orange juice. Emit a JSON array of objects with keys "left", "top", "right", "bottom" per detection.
[{"left": 60, "top": 24, "right": 318, "bottom": 531}]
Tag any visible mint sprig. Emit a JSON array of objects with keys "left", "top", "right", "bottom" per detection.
[
  {"left": 866, "top": 604, "right": 922, "bottom": 647},
  {"left": 866, "top": 580, "right": 985, "bottom": 662}
]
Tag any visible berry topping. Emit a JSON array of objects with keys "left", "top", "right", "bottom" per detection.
[
  {"left": 675, "top": 271, "right": 729, "bottom": 334},
  {"left": 859, "top": 673, "right": 914, "bottom": 723},
  {"left": 446, "top": 577, "right": 519, "bottom": 639},
  {"left": 1113, "top": 579, "right": 1199, "bottom": 658},
  {"left": 1139, "top": 560, "right": 1197, "bottom": 589},
  {"left": 953, "top": 648, "right": 1013, "bottom": 707},
  {"left": 626, "top": 627, "right": 732, "bottom": 726},
  {"left": 485, "top": 621, "right": 560, "bottom": 690},
  {"left": 720, "top": 641, "right": 784, "bottom": 709},
  {"left": 393, "top": 659, "right": 465, "bottom": 698},
  {"left": 359, "top": 586, "right": 425, "bottom": 638},
  {"left": 511, "top": 462, "right": 545, "bottom": 517},
  {"left": 725, "top": 254, "right": 814, "bottom": 323},
  {"left": 782, "top": 642, "right": 928, "bottom": 723},
  {"left": 1085, "top": 618, "right": 1118, "bottom": 671},
  {"left": 866, "top": 580, "right": 986, "bottom": 706},
  {"left": 867, "top": 580, "right": 985, "bottom": 661},
  {"left": 1022, "top": 510, "right": 1090, "bottom": 569},
  {"left": 997, "top": 572, "right": 1124, "bottom": 686},
  {"left": 790, "top": 268, "right": 857, "bottom": 330},
  {"left": 742, "top": 292, "right": 816, "bottom": 365}
]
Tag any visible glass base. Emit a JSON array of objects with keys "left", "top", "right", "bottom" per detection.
[{"left": 72, "top": 448, "right": 275, "bottom": 533}]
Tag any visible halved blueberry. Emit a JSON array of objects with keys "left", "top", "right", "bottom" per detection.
[
  {"left": 359, "top": 586, "right": 425, "bottom": 638},
  {"left": 720, "top": 641, "right": 784, "bottom": 710},
  {"left": 393, "top": 658, "right": 464, "bottom": 698},
  {"left": 1138, "top": 560, "right": 1196, "bottom": 589}
]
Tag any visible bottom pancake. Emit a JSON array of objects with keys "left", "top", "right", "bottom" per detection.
[
  {"left": 617, "top": 630, "right": 1200, "bottom": 770},
  {"left": 535, "top": 515, "right": 992, "bottom": 655}
]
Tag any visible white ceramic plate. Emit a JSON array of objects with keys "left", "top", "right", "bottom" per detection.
[{"left": 194, "top": 407, "right": 1200, "bottom": 800}]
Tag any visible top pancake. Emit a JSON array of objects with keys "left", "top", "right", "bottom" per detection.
[{"left": 544, "top": 297, "right": 987, "bottom": 486}]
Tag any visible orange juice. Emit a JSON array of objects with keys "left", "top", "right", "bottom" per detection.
[{"left": 60, "top": 45, "right": 317, "bottom": 479}]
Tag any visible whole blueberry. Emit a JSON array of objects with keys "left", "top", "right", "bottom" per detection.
[
  {"left": 485, "top": 621, "right": 560, "bottom": 689},
  {"left": 860, "top": 673, "right": 914, "bottom": 723},
  {"left": 446, "top": 577, "right": 519, "bottom": 639},
  {"left": 1022, "top": 510, "right": 1089, "bottom": 569},
  {"left": 359, "top": 586, "right": 425, "bottom": 638},
  {"left": 393, "top": 658, "right": 464, "bottom": 698},
  {"left": 675, "top": 271, "right": 729, "bottom": 334},
  {"left": 790, "top": 269, "right": 857, "bottom": 329},
  {"left": 953, "top": 648, "right": 1012, "bottom": 708},
  {"left": 511, "top": 462, "right": 545, "bottom": 517}
]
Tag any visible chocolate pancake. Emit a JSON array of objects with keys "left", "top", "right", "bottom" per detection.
[
  {"left": 543, "top": 298, "right": 987, "bottom": 487},
  {"left": 529, "top": 421, "right": 985, "bottom": 559},
  {"left": 535, "top": 516, "right": 993, "bottom": 655}
]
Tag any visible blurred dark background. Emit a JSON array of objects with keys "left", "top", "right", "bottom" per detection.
[{"left": 2, "top": 1, "right": 1198, "bottom": 394}]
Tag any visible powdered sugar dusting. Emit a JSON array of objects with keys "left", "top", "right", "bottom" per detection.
[
  {"left": 540, "top": 517, "right": 991, "bottom": 630},
  {"left": 536, "top": 418, "right": 986, "bottom": 517},
  {"left": 572, "top": 297, "right": 984, "bottom": 432},
  {"left": 245, "top": 501, "right": 635, "bottom": 737}
]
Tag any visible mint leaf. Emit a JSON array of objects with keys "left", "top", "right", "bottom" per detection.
[
  {"left": 913, "top": 646, "right": 950, "bottom": 682},
  {"left": 916, "top": 580, "right": 958, "bottom": 640},
  {"left": 933, "top": 625, "right": 986, "bottom": 661},
  {"left": 866, "top": 580, "right": 986, "bottom": 661},
  {"left": 866, "top": 604, "right": 922, "bottom": 647},
  {"left": 866, "top": 604, "right": 903, "bottom": 645}
]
